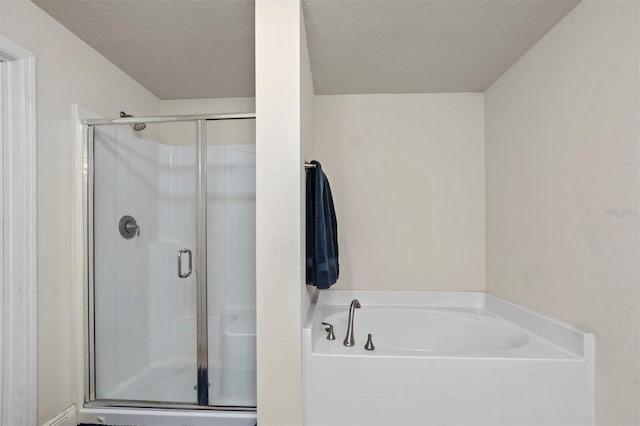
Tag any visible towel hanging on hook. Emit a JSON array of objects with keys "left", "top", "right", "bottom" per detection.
[{"left": 306, "top": 160, "right": 339, "bottom": 289}]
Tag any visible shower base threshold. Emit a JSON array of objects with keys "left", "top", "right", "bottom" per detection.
[
  {"left": 78, "top": 405, "right": 256, "bottom": 426},
  {"left": 99, "top": 360, "right": 256, "bottom": 407}
]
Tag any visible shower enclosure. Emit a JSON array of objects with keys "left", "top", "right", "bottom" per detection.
[{"left": 83, "top": 113, "right": 256, "bottom": 415}]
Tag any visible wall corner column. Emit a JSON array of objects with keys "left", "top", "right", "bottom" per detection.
[{"left": 255, "top": 0, "right": 304, "bottom": 424}]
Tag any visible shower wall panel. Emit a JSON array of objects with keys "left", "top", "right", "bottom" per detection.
[{"left": 94, "top": 126, "right": 161, "bottom": 397}]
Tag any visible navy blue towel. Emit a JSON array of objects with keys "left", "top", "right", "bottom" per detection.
[{"left": 306, "top": 160, "right": 339, "bottom": 289}]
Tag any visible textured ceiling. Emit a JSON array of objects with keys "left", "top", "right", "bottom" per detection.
[
  {"left": 303, "top": 0, "right": 580, "bottom": 94},
  {"left": 33, "top": 0, "right": 580, "bottom": 98},
  {"left": 32, "top": 0, "right": 255, "bottom": 99}
]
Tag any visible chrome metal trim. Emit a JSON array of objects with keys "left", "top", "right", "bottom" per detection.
[
  {"left": 178, "top": 248, "right": 193, "bottom": 278},
  {"left": 365, "top": 333, "right": 375, "bottom": 351},
  {"left": 321, "top": 322, "right": 336, "bottom": 340},
  {"left": 118, "top": 215, "right": 140, "bottom": 239},
  {"left": 196, "top": 120, "right": 209, "bottom": 405},
  {"left": 84, "top": 399, "right": 256, "bottom": 411},
  {"left": 83, "top": 112, "right": 256, "bottom": 125},
  {"left": 343, "top": 299, "right": 361, "bottom": 347},
  {"left": 83, "top": 118, "right": 257, "bottom": 410},
  {"left": 86, "top": 125, "right": 96, "bottom": 403}
]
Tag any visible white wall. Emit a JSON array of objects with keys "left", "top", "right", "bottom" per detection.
[
  {"left": 0, "top": 0, "right": 161, "bottom": 423},
  {"left": 161, "top": 97, "right": 255, "bottom": 115},
  {"left": 301, "top": 5, "right": 317, "bottom": 329},
  {"left": 255, "top": 0, "right": 308, "bottom": 423},
  {"left": 485, "top": 1, "right": 640, "bottom": 424},
  {"left": 313, "top": 94, "right": 485, "bottom": 291}
]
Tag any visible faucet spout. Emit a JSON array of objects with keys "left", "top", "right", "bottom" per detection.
[{"left": 343, "top": 299, "right": 361, "bottom": 347}]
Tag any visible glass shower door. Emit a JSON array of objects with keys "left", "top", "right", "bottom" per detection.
[
  {"left": 89, "top": 114, "right": 256, "bottom": 409},
  {"left": 206, "top": 118, "right": 256, "bottom": 407},
  {"left": 91, "top": 121, "right": 200, "bottom": 404}
]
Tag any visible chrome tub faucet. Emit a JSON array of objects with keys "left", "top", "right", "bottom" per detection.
[{"left": 343, "top": 299, "right": 361, "bottom": 347}]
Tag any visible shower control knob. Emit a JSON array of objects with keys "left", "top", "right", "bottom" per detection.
[
  {"left": 125, "top": 222, "right": 140, "bottom": 236},
  {"left": 119, "top": 215, "right": 140, "bottom": 239}
]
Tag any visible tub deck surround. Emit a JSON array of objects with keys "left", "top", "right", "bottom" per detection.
[{"left": 302, "top": 290, "right": 594, "bottom": 426}]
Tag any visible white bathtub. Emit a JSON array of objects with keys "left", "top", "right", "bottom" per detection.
[
  {"left": 321, "top": 307, "right": 530, "bottom": 355},
  {"left": 303, "top": 291, "right": 594, "bottom": 426}
]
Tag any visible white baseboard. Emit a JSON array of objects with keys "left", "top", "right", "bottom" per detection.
[{"left": 43, "top": 405, "right": 76, "bottom": 426}]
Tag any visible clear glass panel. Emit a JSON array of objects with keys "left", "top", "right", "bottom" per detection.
[
  {"left": 93, "top": 122, "right": 198, "bottom": 403},
  {"left": 206, "top": 119, "right": 256, "bottom": 407}
]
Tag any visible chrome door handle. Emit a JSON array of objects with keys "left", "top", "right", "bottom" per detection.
[{"left": 178, "top": 248, "right": 192, "bottom": 278}]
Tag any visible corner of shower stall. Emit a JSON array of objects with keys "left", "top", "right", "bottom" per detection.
[{"left": 79, "top": 114, "right": 257, "bottom": 425}]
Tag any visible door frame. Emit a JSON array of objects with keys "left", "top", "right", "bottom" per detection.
[{"left": 0, "top": 35, "right": 37, "bottom": 426}]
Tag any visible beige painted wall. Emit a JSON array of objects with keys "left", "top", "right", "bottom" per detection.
[
  {"left": 0, "top": 0, "right": 161, "bottom": 424},
  {"left": 313, "top": 94, "right": 485, "bottom": 291},
  {"left": 485, "top": 1, "right": 640, "bottom": 424}
]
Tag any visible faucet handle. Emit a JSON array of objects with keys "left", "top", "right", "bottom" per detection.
[
  {"left": 321, "top": 322, "right": 336, "bottom": 340},
  {"left": 365, "top": 333, "right": 375, "bottom": 351}
]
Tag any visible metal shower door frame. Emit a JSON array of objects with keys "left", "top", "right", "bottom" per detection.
[{"left": 83, "top": 113, "right": 256, "bottom": 411}]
